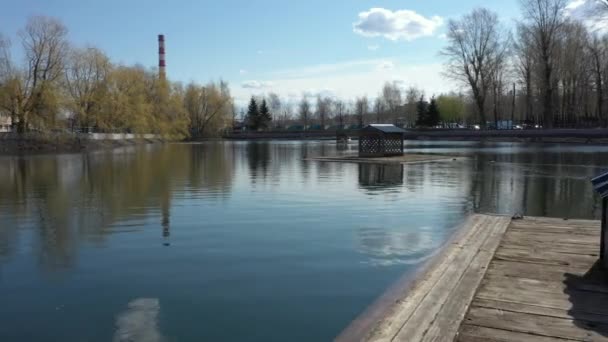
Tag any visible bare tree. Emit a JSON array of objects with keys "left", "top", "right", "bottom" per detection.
[
  {"left": 267, "top": 92, "right": 281, "bottom": 127},
  {"left": 442, "top": 8, "right": 508, "bottom": 128},
  {"left": 298, "top": 95, "right": 311, "bottom": 130},
  {"left": 0, "top": 34, "right": 10, "bottom": 80},
  {"left": 63, "top": 47, "right": 111, "bottom": 130},
  {"left": 514, "top": 24, "right": 536, "bottom": 123},
  {"left": 355, "top": 96, "right": 369, "bottom": 128},
  {"left": 334, "top": 100, "right": 346, "bottom": 128},
  {"left": 405, "top": 87, "right": 422, "bottom": 127},
  {"left": 315, "top": 95, "right": 332, "bottom": 128},
  {"left": 588, "top": 33, "right": 607, "bottom": 125},
  {"left": 184, "top": 81, "right": 232, "bottom": 137},
  {"left": 520, "top": 0, "right": 567, "bottom": 128},
  {"left": 381, "top": 81, "right": 403, "bottom": 124},
  {"left": 373, "top": 97, "right": 386, "bottom": 123},
  {"left": 0, "top": 34, "right": 15, "bottom": 128},
  {"left": 0, "top": 17, "right": 69, "bottom": 133},
  {"left": 20, "top": 16, "right": 69, "bottom": 131}
]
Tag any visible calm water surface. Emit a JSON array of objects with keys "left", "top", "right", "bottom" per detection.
[{"left": 0, "top": 141, "right": 606, "bottom": 341}]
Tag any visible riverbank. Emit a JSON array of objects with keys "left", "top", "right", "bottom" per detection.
[
  {"left": 225, "top": 128, "right": 608, "bottom": 144},
  {"left": 0, "top": 133, "right": 163, "bottom": 154}
]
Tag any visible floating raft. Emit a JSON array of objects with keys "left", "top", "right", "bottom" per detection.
[
  {"left": 338, "top": 215, "right": 608, "bottom": 342},
  {"left": 307, "top": 154, "right": 460, "bottom": 165}
]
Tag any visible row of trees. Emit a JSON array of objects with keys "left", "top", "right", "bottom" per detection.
[
  {"left": 0, "top": 16, "right": 234, "bottom": 138},
  {"left": 239, "top": 84, "right": 470, "bottom": 130},
  {"left": 442, "top": 0, "right": 608, "bottom": 128},
  {"left": 240, "top": 0, "right": 608, "bottom": 131}
]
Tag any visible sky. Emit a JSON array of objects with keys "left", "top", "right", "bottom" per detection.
[{"left": 0, "top": 0, "right": 598, "bottom": 106}]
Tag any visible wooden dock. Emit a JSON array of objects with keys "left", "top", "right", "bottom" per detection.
[
  {"left": 338, "top": 214, "right": 608, "bottom": 342},
  {"left": 307, "top": 154, "right": 460, "bottom": 165}
]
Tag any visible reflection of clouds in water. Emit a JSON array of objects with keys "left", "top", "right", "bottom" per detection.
[
  {"left": 358, "top": 226, "right": 440, "bottom": 267},
  {"left": 113, "top": 298, "right": 163, "bottom": 342}
]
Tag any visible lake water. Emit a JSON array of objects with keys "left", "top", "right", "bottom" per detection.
[{"left": 0, "top": 140, "right": 606, "bottom": 342}]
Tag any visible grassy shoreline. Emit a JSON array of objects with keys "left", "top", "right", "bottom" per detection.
[{"left": 0, "top": 133, "right": 163, "bottom": 154}]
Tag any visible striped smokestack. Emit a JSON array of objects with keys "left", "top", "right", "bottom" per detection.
[{"left": 158, "top": 34, "right": 166, "bottom": 80}]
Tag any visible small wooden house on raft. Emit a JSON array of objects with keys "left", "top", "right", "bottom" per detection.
[{"left": 358, "top": 124, "right": 407, "bottom": 158}]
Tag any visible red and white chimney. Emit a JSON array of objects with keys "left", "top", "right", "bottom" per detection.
[{"left": 158, "top": 34, "right": 166, "bottom": 80}]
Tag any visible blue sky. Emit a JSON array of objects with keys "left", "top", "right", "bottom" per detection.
[{"left": 0, "top": 0, "right": 583, "bottom": 105}]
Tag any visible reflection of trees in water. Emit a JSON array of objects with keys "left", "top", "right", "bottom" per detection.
[
  {"left": 187, "top": 142, "right": 235, "bottom": 196},
  {"left": 357, "top": 226, "right": 439, "bottom": 266},
  {"left": 246, "top": 142, "right": 271, "bottom": 181},
  {"left": 467, "top": 152, "right": 600, "bottom": 218},
  {"left": 0, "top": 143, "right": 235, "bottom": 270},
  {"left": 358, "top": 164, "right": 404, "bottom": 190}
]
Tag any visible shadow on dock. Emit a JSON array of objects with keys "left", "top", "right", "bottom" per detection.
[{"left": 565, "top": 261, "right": 608, "bottom": 338}]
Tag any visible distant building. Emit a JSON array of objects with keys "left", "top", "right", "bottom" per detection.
[{"left": 0, "top": 115, "right": 12, "bottom": 132}]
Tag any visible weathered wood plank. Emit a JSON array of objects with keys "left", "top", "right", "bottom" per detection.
[
  {"left": 518, "top": 216, "right": 599, "bottom": 226},
  {"left": 464, "top": 306, "right": 608, "bottom": 341},
  {"left": 482, "top": 273, "right": 608, "bottom": 295},
  {"left": 494, "top": 247, "right": 598, "bottom": 269},
  {"left": 475, "top": 281, "right": 608, "bottom": 316},
  {"left": 502, "top": 231, "right": 598, "bottom": 245},
  {"left": 456, "top": 216, "right": 608, "bottom": 342},
  {"left": 351, "top": 215, "right": 608, "bottom": 342},
  {"left": 363, "top": 214, "right": 491, "bottom": 342},
  {"left": 486, "top": 260, "right": 588, "bottom": 282},
  {"left": 419, "top": 216, "right": 511, "bottom": 342},
  {"left": 360, "top": 215, "right": 510, "bottom": 342},
  {"left": 509, "top": 226, "right": 600, "bottom": 236},
  {"left": 472, "top": 298, "right": 608, "bottom": 324},
  {"left": 458, "top": 324, "right": 580, "bottom": 342},
  {"left": 388, "top": 216, "right": 505, "bottom": 342},
  {"left": 492, "top": 241, "right": 599, "bottom": 257}
]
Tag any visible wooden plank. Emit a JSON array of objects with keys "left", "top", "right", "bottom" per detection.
[
  {"left": 476, "top": 278, "right": 608, "bottom": 317},
  {"left": 364, "top": 214, "right": 491, "bottom": 342},
  {"left": 387, "top": 216, "right": 499, "bottom": 341},
  {"left": 482, "top": 273, "right": 608, "bottom": 295},
  {"left": 493, "top": 247, "right": 598, "bottom": 269},
  {"left": 464, "top": 306, "right": 608, "bottom": 341},
  {"left": 472, "top": 298, "right": 608, "bottom": 324},
  {"left": 486, "top": 260, "right": 588, "bottom": 282},
  {"left": 476, "top": 283, "right": 608, "bottom": 315},
  {"left": 502, "top": 231, "right": 598, "bottom": 245},
  {"left": 455, "top": 216, "right": 608, "bottom": 342},
  {"left": 519, "top": 216, "right": 599, "bottom": 226},
  {"left": 458, "top": 324, "right": 580, "bottom": 342},
  {"left": 492, "top": 240, "right": 599, "bottom": 257},
  {"left": 364, "top": 215, "right": 509, "bottom": 342},
  {"left": 509, "top": 219, "right": 599, "bottom": 229},
  {"left": 419, "top": 216, "right": 511, "bottom": 342},
  {"left": 508, "top": 226, "right": 600, "bottom": 237}
]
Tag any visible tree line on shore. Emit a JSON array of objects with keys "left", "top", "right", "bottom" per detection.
[
  {"left": 241, "top": 0, "right": 608, "bottom": 131},
  {"left": 240, "top": 86, "right": 460, "bottom": 131},
  {"left": 0, "top": 16, "right": 233, "bottom": 139},
  {"left": 2, "top": 1, "right": 608, "bottom": 139}
]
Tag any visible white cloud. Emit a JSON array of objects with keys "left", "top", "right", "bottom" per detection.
[
  {"left": 241, "top": 80, "right": 274, "bottom": 89},
  {"left": 565, "top": 0, "right": 608, "bottom": 33},
  {"left": 368, "top": 45, "right": 380, "bottom": 51},
  {"left": 353, "top": 8, "right": 443, "bottom": 41},
  {"left": 239, "top": 69, "right": 248, "bottom": 75},
  {"left": 438, "top": 33, "right": 448, "bottom": 40}
]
